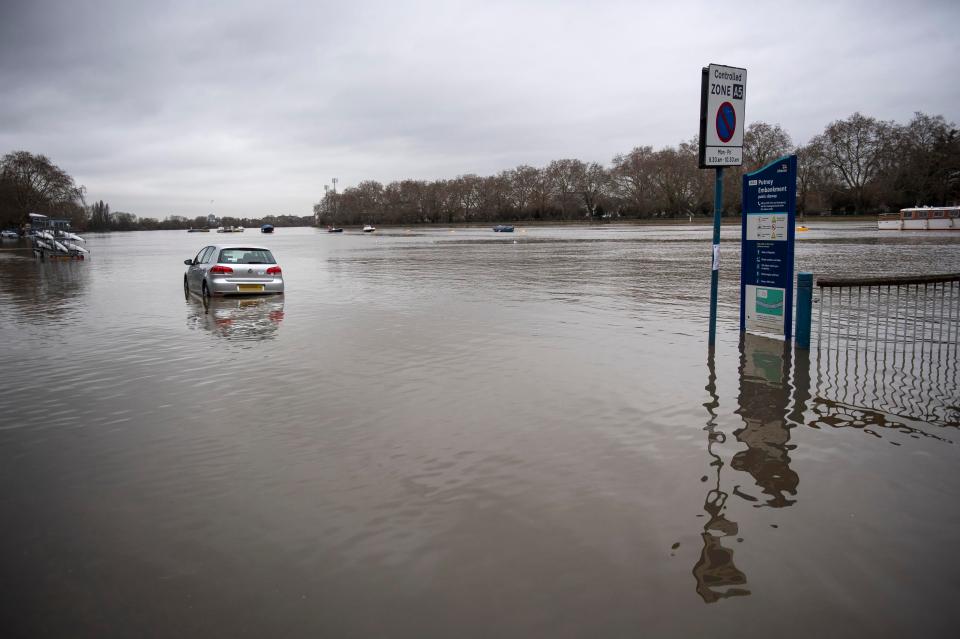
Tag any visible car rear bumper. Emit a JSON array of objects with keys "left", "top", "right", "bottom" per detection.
[{"left": 208, "top": 277, "right": 284, "bottom": 295}]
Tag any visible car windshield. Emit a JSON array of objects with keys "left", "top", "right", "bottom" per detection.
[{"left": 217, "top": 248, "right": 276, "bottom": 264}]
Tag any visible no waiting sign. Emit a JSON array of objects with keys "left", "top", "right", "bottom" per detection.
[{"left": 698, "top": 63, "right": 747, "bottom": 168}]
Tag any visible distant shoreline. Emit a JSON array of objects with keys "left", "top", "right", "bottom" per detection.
[
  {"left": 2, "top": 215, "right": 881, "bottom": 237},
  {"left": 316, "top": 215, "right": 880, "bottom": 229}
]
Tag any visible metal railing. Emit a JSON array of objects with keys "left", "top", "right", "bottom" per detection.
[
  {"left": 811, "top": 273, "right": 960, "bottom": 428},
  {"left": 816, "top": 274, "right": 959, "bottom": 349}
]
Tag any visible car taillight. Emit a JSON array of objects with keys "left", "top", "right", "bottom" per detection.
[
  {"left": 210, "top": 265, "right": 233, "bottom": 274},
  {"left": 266, "top": 266, "right": 282, "bottom": 275}
]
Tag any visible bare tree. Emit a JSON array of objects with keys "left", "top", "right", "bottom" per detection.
[
  {"left": 612, "top": 146, "right": 655, "bottom": 217},
  {"left": 888, "top": 112, "right": 960, "bottom": 207},
  {"left": 650, "top": 140, "right": 707, "bottom": 216},
  {"left": 508, "top": 165, "right": 539, "bottom": 217},
  {"left": 546, "top": 159, "right": 584, "bottom": 218},
  {"left": 808, "top": 112, "right": 895, "bottom": 212},
  {"left": 0, "top": 151, "right": 86, "bottom": 227},
  {"left": 88, "top": 200, "right": 112, "bottom": 231},
  {"left": 576, "top": 162, "right": 610, "bottom": 218},
  {"left": 743, "top": 122, "right": 793, "bottom": 171}
]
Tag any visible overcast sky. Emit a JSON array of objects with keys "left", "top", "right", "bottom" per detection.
[{"left": 1, "top": 0, "right": 958, "bottom": 218}]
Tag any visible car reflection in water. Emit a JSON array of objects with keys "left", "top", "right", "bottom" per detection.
[{"left": 185, "top": 290, "right": 284, "bottom": 342}]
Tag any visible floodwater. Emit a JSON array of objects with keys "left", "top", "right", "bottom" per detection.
[{"left": 1, "top": 223, "right": 959, "bottom": 638}]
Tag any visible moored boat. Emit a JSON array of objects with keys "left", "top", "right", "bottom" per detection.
[
  {"left": 327, "top": 226, "right": 343, "bottom": 233},
  {"left": 362, "top": 224, "right": 376, "bottom": 233},
  {"left": 492, "top": 224, "right": 514, "bottom": 232},
  {"left": 1, "top": 229, "right": 19, "bottom": 239},
  {"left": 27, "top": 213, "right": 88, "bottom": 259},
  {"left": 879, "top": 207, "right": 959, "bottom": 230},
  {"left": 188, "top": 228, "right": 211, "bottom": 233},
  {"left": 260, "top": 224, "right": 274, "bottom": 233}
]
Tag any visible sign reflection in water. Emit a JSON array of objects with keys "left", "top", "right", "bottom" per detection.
[
  {"left": 696, "top": 334, "right": 795, "bottom": 602},
  {"left": 695, "top": 316, "right": 958, "bottom": 603}
]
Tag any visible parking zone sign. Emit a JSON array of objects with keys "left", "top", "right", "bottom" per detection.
[{"left": 698, "top": 64, "right": 747, "bottom": 168}]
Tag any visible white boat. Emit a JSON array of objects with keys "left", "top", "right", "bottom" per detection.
[
  {"left": 879, "top": 206, "right": 960, "bottom": 230},
  {"left": 28, "top": 212, "right": 89, "bottom": 259},
  {"left": 64, "top": 242, "right": 89, "bottom": 253},
  {"left": 362, "top": 224, "right": 376, "bottom": 233},
  {"left": 1, "top": 229, "right": 18, "bottom": 239}
]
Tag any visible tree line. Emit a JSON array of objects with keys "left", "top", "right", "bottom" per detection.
[
  {"left": 0, "top": 152, "right": 312, "bottom": 231},
  {"left": 314, "top": 112, "right": 959, "bottom": 226},
  {"left": 2, "top": 111, "right": 957, "bottom": 231},
  {"left": 84, "top": 201, "right": 312, "bottom": 232}
]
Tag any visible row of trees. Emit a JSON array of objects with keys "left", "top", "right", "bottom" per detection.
[
  {"left": 0, "top": 151, "right": 87, "bottom": 229},
  {"left": 314, "top": 112, "right": 960, "bottom": 226},
  {"left": 0, "top": 152, "right": 312, "bottom": 231},
  {"left": 3, "top": 111, "right": 957, "bottom": 231},
  {"left": 85, "top": 201, "right": 312, "bottom": 232}
]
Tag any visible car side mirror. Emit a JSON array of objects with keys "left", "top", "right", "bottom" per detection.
[{"left": 184, "top": 259, "right": 194, "bottom": 265}]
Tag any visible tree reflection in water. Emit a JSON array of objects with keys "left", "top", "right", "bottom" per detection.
[{"left": 0, "top": 251, "right": 90, "bottom": 323}]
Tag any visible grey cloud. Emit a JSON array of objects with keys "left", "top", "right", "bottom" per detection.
[{"left": 1, "top": 0, "right": 958, "bottom": 217}]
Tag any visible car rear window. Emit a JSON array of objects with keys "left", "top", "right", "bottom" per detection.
[{"left": 217, "top": 248, "right": 276, "bottom": 264}]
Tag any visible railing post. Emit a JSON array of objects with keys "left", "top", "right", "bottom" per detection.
[{"left": 796, "top": 272, "right": 813, "bottom": 349}]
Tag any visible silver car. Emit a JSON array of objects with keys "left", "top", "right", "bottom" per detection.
[{"left": 184, "top": 244, "right": 284, "bottom": 297}]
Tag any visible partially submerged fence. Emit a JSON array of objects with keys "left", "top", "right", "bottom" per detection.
[
  {"left": 816, "top": 273, "right": 959, "bottom": 350},
  {"left": 809, "top": 273, "right": 959, "bottom": 428}
]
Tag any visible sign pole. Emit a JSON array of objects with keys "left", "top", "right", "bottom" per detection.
[
  {"left": 699, "top": 62, "right": 745, "bottom": 347},
  {"left": 709, "top": 167, "right": 723, "bottom": 346}
]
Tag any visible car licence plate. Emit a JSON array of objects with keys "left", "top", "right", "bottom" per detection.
[{"left": 238, "top": 284, "right": 265, "bottom": 292}]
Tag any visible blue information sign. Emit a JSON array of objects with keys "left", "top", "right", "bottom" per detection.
[{"left": 740, "top": 155, "right": 797, "bottom": 338}]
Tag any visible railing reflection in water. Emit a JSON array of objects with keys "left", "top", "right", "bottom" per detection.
[{"left": 694, "top": 309, "right": 957, "bottom": 603}]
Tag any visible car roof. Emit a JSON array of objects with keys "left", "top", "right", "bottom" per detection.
[{"left": 209, "top": 244, "right": 274, "bottom": 251}]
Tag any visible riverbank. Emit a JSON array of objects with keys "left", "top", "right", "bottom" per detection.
[{"left": 315, "top": 215, "right": 880, "bottom": 230}]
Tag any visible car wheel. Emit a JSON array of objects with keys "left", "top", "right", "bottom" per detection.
[
  {"left": 183, "top": 276, "right": 190, "bottom": 298},
  {"left": 202, "top": 280, "right": 210, "bottom": 298}
]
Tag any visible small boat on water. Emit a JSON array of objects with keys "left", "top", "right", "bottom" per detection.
[
  {"left": 260, "top": 224, "right": 274, "bottom": 233},
  {"left": 492, "top": 225, "right": 514, "bottom": 232},
  {"left": 879, "top": 206, "right": 960, "bottom": 230},
  {"left": 217, "top": 226, "right": 245, "bottom": 233},
  {"left": 362, "top": 224, "right": 376, "bottom": 233},
  {"left": 188, "top": 228, "right": 211, "bottom": 233},
  {"left": 1, "top": 229, "right": 19, "bottom": 239},
  {"left": 327, "top": 226, "right": 343, "bottom": 233}
]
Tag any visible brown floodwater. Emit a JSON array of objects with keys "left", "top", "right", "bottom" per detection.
[{"left": 1, "top": 223, "right": 959, "bottom": 638}]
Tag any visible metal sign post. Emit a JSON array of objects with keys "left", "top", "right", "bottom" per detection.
[
  {"left": 709, "top": 167, "right": 723, "bottom": 346},
  {"left": 699, "top": 63, "right": 747, "bottom": 345}
]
